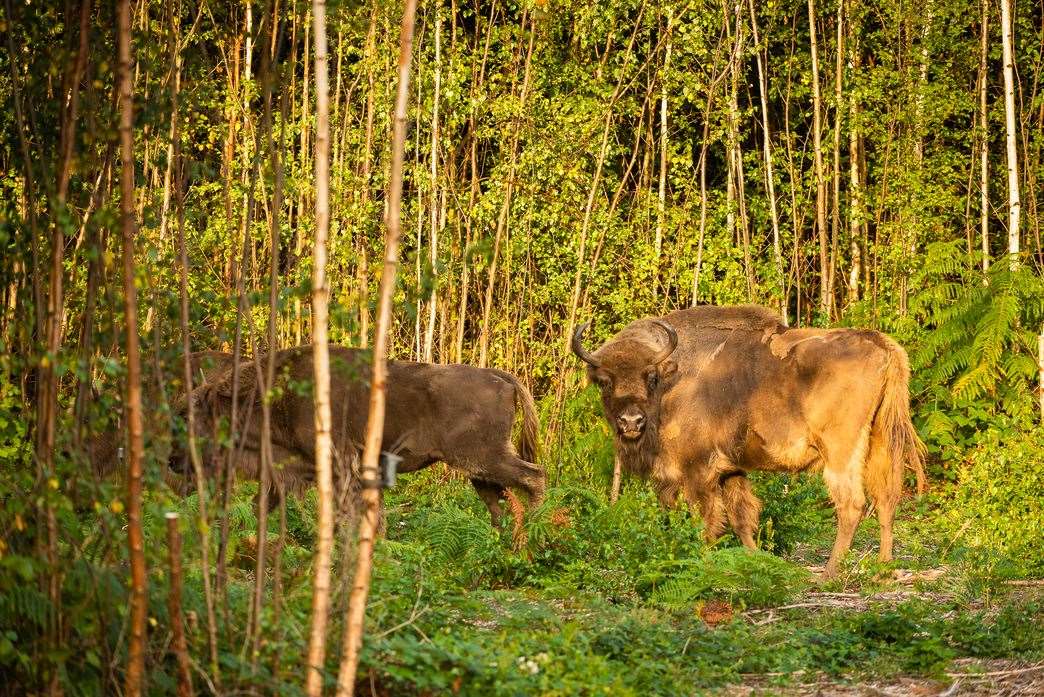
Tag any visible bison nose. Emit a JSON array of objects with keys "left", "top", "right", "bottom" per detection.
[{"left": 617, "top": 413, "right": 646, "bottom": 437}]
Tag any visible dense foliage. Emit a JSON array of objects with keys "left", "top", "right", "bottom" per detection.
[{"left": 1, "top": 0, "right": 1043, "bottom": 693}]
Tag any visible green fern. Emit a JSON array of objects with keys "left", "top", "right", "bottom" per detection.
[{"left": 909, "top": 242, "right": 1044, "bottom": 458}]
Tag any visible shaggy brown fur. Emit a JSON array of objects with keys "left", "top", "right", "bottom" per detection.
[
  {"left": 173, "top": 346, "right": 545, "bottom": 527},
  {"left": 573, "top": 304, "right": 926, "bottom": 578},
  {"left": 86, "top": 350, "right": 245, "bottom": 486}
]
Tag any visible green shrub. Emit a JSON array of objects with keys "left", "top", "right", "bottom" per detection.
[
  {"left": 648, "top": 547, "right": 811, "bottom": 610},
  {"left": 940, "top": 428, "right": 1044, "bottom": 576}
]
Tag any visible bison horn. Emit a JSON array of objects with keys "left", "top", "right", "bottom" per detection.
[
  {"left": 650, "top": 320, "right": 678, "bottom": 365},
  {"left": 571, "top": 322, "right": 601, "bottom": 368}
]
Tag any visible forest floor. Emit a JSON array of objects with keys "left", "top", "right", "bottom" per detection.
[{"left": 230, "top": 467, "right": 1041, "bottom": 696}]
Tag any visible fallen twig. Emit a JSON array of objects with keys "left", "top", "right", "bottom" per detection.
[{"left": 945, "top": 662, "right": 1044, "bottom": 679}]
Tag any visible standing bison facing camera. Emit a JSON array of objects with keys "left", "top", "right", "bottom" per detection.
[
  {"left": 171, "top": 346, "right": 545, "bottom": 526},
  {"left": 572, "top": 304, "right": 926, "bottom": 578}
]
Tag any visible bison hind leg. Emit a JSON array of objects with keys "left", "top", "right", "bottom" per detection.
[
  {"left": 721, "top": 474, "right": 761, "bottom": 549},
  {"left": 864, "top": 422, "right": 901, "bottom": 564},
  {"left": 456, "top": 452, "right": 545, "bottom": 518},
  {"left": 821, "top": 423, "right": 871, "bottom": 578}
]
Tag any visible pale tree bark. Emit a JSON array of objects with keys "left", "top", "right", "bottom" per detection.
[
  {"left": 808, "top": 0, "right": 830, "bottom": 316},
  {"left": 846, "top": 5, "right": 863, "bottom": 304},
  {"left": 304, "top": 0, "right": 335, "bottom": 692},
  {"left": 1000, "top": 0, "right": 1021, "bottom": 263},
  {"left": 979, "top": 0, "right": 990, "bottom": 271},
  {"left": 335, "top": 2, "right": 418, "bottom": 694},
  {"left": 727, "top": 1, "right": 753, "bottom": 298},
  {"left": 1038, "top": 328, "right": 1044, "bottom": 423},
  {"left": 653, "top": 7, "right": 672, "bottom": 302},
  {"left": 117, "top": 0, "right": 148, "bottom": 691},
  {"left": 423, "top": 4, "right": 443, "bottom": 362},
  {"left": 828, "top": 0, "right": 844, "bottom": 316},
  {"left": 747, "top": 0, "right": 786, "bottom": 322}
]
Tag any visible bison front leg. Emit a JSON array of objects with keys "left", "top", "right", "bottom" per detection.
[
  {"left": 680, "top": 479, "right": 727, "bottom": 544},
  {"left": 721, "top": 473, "right": 761, "bottom": 549}
]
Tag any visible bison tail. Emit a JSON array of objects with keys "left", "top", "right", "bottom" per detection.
[
  {"left": 487, "top": 369, "right": 541, "bottom": 463},
  {"left": 872, "top": 338, "right": 927, "bottom": 497},
  {"left": 514, "top": 381, "right": 541, "bottom": 465}
]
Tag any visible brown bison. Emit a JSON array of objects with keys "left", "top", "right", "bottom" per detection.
[
  {"left": 86, "top": 350, "right": 242, "bottom": 483},
  {"left": 571, "top": 304, "right": 926, "bottom": 577},
  {"left": 171, "top": 346, "right": 545, "bottom": 526}
]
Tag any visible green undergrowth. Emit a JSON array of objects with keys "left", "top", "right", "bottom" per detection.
[{"left": 4, "top": 399, "right": 1044, "bottom": 694}]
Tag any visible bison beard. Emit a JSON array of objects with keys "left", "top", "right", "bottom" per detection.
[
  {"left": 574, "top": 304, "right": 926, "bottom": 579},
  {"left": 172, "top": 346, "right": 545, "bottom": 528},
  {"left": 615, "top": 420, "right": 659, "bottom": 480}
]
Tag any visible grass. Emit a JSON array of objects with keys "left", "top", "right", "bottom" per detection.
[
  {"left": 8, "top": 405, "right": 1042, "bottom": 695},
  {"left": 175, "top": 464, "right": 1041, "bottom": 696}
]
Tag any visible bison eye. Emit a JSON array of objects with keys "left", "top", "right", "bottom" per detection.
[
  {"left": 596, "top": 374, "right": 612, "bottom": 389},
  {"left": 646, "top": 372, "right": 659, "bottom": 390}
]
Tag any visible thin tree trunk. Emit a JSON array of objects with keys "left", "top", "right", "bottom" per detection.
[
  {"left": 246, "top": 12, "right": 281, "bottom": 667},
  {"left": 165, "top": 513, "right": 193, "bottom": 697},
  {"left": 808, "top": 0, "right": 830, "bottom": 316},
  {"left": 610, "top": 454, "right": 623, "bottom": 504},
  {"left": 563, "top": 7, "right": 646, "bottom": 349},
  {"left": 37, "top": 0, "right": 91, "bottom": 687},
  {"left": 335, "top": 1, "right": 418, "bottom": 693},
  {"left": 172, "top": 41, "right": 220, "bottom": 681},
  {"left": 980, "top": 0, "right": 990, "bottom": 271},
  {"left": 653, "top": 8, "right": 672, "bottom": 302},
  {"left": 479, "top": 14, "right": 534, "bottom": 368},
  {"left": 728, "top": 1, "right": 753, "bottom": 298},
  {"left": 304, "top": 0, "right": 335, "bottom": 692},
  {"left": 693, "top": 26, "right": 731, "bottom": 306},
  {"left": 1038, "top": 328, "right": 1044, "bottom": 423},
  {"left": 117, "top": 0, "right": 148, "bottom": 690},
  {"left": 846, "top": 6, "right": 863, "bottom": 304},
  {"left": 747, "top": 0, "right": 786, "bottom": 322},
  {"left": 828, "top": 0, "right": 844, "bottom": 316},
  {"left": 1000, "top": 0, "right": 1021, "bottom": 262},
  {"left": 424, "top": 4, "right": 442, "bottom": 362},
  {"left": 358, "top": 4, "right": 378, "bottom": 349}
]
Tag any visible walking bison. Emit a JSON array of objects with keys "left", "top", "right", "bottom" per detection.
[
  {"left": 171, "top": 346, "right": 545, "bottom": 526},
  {"left": 571, "top": 304, "right": 926, "bottom": 577}
]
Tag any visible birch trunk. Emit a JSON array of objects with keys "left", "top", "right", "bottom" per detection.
[
  {"left": 304, "top": 0, "right": 335, "bottom": 692},
  {"left": 808, "top": 0, "right": 830, "bottom": 316},
  {"left": 979, "top": 0, "right": 990, "bottom": 271},
  {"left": 747, "top": 0, "right": 786, "bottom": 322},
  {"left": 424, "top": 5, "right": 442, "bottom": 362},
  {"left": 1000, "top": 0, "right": 1021, "bottom": 262},
  {"left": 654, "top": 8, "right": 672, "bottom": 302},
  {"left": 117, "top": 0, "right": 148, "bottom": 690},
  {"left": 846, "top": 11, "right": 862, "bottom": 304},
  {"left": 335, "top": 2, "right": 418, "bottom": 694}
]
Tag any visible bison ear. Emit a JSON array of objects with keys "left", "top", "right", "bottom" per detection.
[{"left": 658, "top": 359, "right": 678, "bottom": 381}]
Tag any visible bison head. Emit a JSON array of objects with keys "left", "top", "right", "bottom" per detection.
[{"left": 571, "top": 319, "right": 678, "bottom": 442}]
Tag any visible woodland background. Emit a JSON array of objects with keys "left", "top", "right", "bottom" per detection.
[{"left": 1, "top": 0, "right": 1044, "bottom": 694}]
